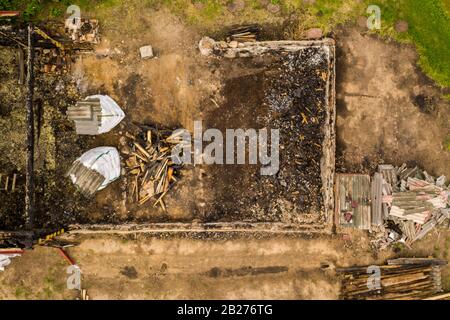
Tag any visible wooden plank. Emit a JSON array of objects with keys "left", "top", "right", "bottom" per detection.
[
  {"left": 11, "top": 173, "right": 17, "bottom": 191},
  {"left": 422, "top": 292, "right": 450, "bottom": 300},
  {"left": 67, "top": 105, "right": 94, "bottom": 120},
  {"left": 25, "top": 24, "right": 35, "bottom": 230}
]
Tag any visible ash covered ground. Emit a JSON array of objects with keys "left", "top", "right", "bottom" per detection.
[
  {"left": 0, "top": 47, "right": 96, "bottom": 230},
  {"left": 0, "top": 43, "right": 332, "bottom": 230},
  {"left": 204, "top": 46, "right": 331, "bottom": 223}
]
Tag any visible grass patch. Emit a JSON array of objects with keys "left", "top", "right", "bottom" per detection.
[
  {"left": 0, "top": 0, "right": 120, "bottom": 21},
  {"left": 372, "top": 0, "right": 450, "bottom": 87},
  {"left": 445, "top": 136, "right": 450, "bottom": 151},
  {"left": 1, "top": 0, "right": 449, "bottom": 87},
  {"left": 14, "top": 284, "right": 32, "bottom": 299}
]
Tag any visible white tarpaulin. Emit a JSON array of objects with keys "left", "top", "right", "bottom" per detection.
[
  {"left": 87, "top": 94, "right": 125, "bottom": 134},
  {"left": 70, "top": 146, "right": 121, "bottom": 190},
  {"left": 0, "top": 254, "right": 21, "bottom": 271}
]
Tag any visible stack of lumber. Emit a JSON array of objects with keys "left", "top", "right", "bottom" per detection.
[
  {"left": 338, "top": 258, "right": 447, "bottom": 300},
  {"left": 67, "top": 98, "right": 102, "bottom": 135},
  {"left": 226, "top": 25, "right": 260, "bottom": 43},
  {"left": 119, "top": 127, "right": 185, "bottom": 210}
]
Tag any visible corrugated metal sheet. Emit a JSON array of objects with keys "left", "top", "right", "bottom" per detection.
[
  {"left": 66, "top": 160, "right": 105, "bottom": 195},
  {"left": 335, "top": 173, "right": 371, "bottom": 230},
  {"left": 371, "top": 172, "right": 383, "bottom": 226},
  {"left": 378, "top": 164, "right": 398, "bottom": 191}
]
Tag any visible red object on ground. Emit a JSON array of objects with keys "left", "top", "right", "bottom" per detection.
[
  {"left": 0, "top": 249, "right": 24, "bottom": 255},
  {"left": 0, "top": 11, "right": 20, "bottom": 17},
  {"left": 57, "top": 248, "right": 77, "bottom": 266}
]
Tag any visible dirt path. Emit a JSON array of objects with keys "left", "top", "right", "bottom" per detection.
[
  {"left": 335, "top": 27, "right": 450, "bottom": 176},
  {"left": 2, "top": 227, "right": 448, "bottom": 300},
  {"left": 0, "top": 231, "right": 388, "bottom": 300}
]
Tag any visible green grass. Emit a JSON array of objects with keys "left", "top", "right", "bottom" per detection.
[
  {"left": 0, "top": 0, "right": 120, "bottom": 20},
  {"left": 372, "top": 0, "right": 450, "bottom": 87},
  {"left": 14, "top": 285, "right": 32, "bottom": 299}
]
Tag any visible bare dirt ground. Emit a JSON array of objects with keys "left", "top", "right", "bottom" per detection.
[
  {"left": 1, "top": 228, "right": 449, "bottom": 300},
  {"left": 0, "top": 232, "right": 380, "bottom": 300},
  {"left": 334, "top": 27, "right": 450, "bottom": 177},
  {"left": 72, "top": 8, "right": 223, "bottom": 223}
]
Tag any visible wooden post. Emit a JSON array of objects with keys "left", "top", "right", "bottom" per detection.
[
  {"left": 25, "top": 24, "right": 35, "bottom": 230},
  {"left": 11, "top": 173, "right": 17, "bottom": 192}
]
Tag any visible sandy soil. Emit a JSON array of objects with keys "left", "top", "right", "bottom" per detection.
[{"left": 74, "top": 8, "right": 221, "bottom": 131}]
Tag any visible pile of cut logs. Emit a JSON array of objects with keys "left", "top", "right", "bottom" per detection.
[
  {"left": 338, "top": 258, "right": 447, "bottom": 300},
  {"left": 119, "top": 127, "right": 185, "bottom": 210}
]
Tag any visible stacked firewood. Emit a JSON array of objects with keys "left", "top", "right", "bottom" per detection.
[
  {"left": 338, "top": 258, "right": 447, "bottom": 300},
  {"left": 226, "top": 25, "right": 260, "bottom": 43},
  {"left": 118, "top": 127, "right": 186, "bottom": 210}
]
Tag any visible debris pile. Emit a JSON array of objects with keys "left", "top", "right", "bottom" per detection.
[
  {"left": 67, "top": 95, "right": 125, "bottom": 135},
  {"left": 204, "top": 45, "right": 333, "bottom": 222},
  {"left": 65, "top": 19, "right": 100, "bottom": 44},
  {"left": 264, "top": 48, "right": 329, "bottom": 215},
  {"left": 118, "top": 127, "right": 185, "bottom": 209},
  {"left": 338, "top": 258, "right": 447, "bottom": 300},
  {"left": 38, "top": 49, "right": 71, "bottom": 74},
  {"left": 370, "top": 164, "right": 450, "bottom": 249},
  {"left": 0, "top": 249, "right": 22, "bottom": 271}
]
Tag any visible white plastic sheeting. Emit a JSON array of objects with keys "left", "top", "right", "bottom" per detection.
[
  {"left": 70, "top": 147, "right": 121, "bottom": 191},
  {"left": 87, "top": 94, "right": 125, "bottom": 134},
  {"left": 0, "top": 254, "right": 21, "bottom": 271}
]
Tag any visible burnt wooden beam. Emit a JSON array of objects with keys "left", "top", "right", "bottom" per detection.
[
  {"left": 17, "top": 47, "right": 24, "bottom": 85},
  {"left": 25, "top": 24, "right": 35, "bottom": 231}
]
